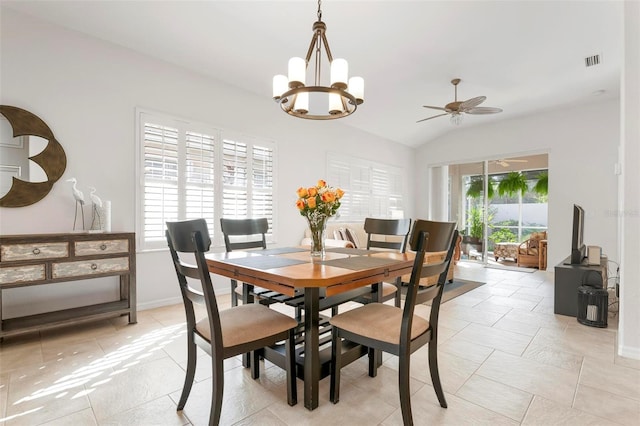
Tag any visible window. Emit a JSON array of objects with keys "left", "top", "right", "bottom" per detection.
[
  {"left": 327, "top": 152, "right": 405, "bottom": 222},
  {"left": 136, "top": 110, "right": 276, "bottom": 250}
]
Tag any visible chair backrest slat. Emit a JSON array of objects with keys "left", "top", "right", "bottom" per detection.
[
  {"left": 220, "top": 218, "right": 268, "bottom": 252},
  {"left": 364, "top": 218, "right": 411, "bottom": 252}
]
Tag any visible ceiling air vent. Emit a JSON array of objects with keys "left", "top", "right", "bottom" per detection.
[{"left": 585, "top": 54, "right": 601, "bottom": 67}]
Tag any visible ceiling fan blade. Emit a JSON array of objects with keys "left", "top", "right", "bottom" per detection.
[
  {"left": 466, "top": 106, "right": 503, "bottom": 115},
  {"left": 422, "top": 105, "right": 448, "bottom": 111},
  {"left": 459, "top": 96, "right": 486, "bottom": 110},
  {"left": 416, "top": 113, "right": 448, "bottom": 123}
]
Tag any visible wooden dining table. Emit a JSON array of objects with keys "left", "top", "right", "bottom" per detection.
[{"left": 205, "top": 246, "right": 414, "bottom": 410}]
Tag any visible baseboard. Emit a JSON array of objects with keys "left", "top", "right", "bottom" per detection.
[
  {"left": 618, "top": 343, "right": 640, "bottom": 360},
  {"left": 136, "top": 286, "right": 231, "bottom": 312},
  {"left": 137, "top": 296, "right": 183, "bottom": 311}
]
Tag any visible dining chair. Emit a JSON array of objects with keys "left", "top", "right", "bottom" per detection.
[
  {"left": 221, "top": 217, "right": 304, "bottom": 320},
  {"left": 220, "top": 218, "right": 270, "bottom": 307},
  {"left": 353, "top": 217, "right": 412, "bottom": 308},
  {"left": 166, "top": 219, "right": 297, "bottom": 425},
  {"left": 329, "top": 220, "right": 457, "bottom": 426}
]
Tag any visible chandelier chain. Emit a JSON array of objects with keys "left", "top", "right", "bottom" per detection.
[{"left": 317, "top": 0, "right": 322, "bottom": 21}]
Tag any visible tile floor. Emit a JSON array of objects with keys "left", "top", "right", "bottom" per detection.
[{"left": 1, "top": 262, "right": 639, "bottom": 425}]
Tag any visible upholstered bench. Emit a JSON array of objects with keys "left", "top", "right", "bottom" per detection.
[{"left": 493, "top": 242, "right": 519, "bottom": 261}]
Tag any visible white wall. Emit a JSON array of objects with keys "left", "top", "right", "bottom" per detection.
[
  {"left": 415, "top": 100, "right": 620, "bottom": 269},
  {"left": 618, "top": 0, "right": 640, "bottom": 359},
  {"left": 0, "top": 10, "right": 414, "bottom": 315}
]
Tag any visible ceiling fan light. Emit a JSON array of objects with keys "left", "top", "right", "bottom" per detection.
[{"left": 450, "top": 113, "right": 463, "bottom": 125}]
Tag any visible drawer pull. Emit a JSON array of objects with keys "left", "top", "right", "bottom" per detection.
[
  {"left": 91, "top": 263, "right": 98, "bottom": 270},
  {"left": 100, "top": 244, "right": 107, "bottom": 250},
  {"left": 33, "top": 248, "right": 41, "bottom": 255}
]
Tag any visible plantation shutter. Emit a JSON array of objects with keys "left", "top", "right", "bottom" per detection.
[
  {"left": 221, "top": 137, "right": 275, "bottom": 235},
  {"left": 251, "top": 144, "right": 274, "bottom": 233},
  {"left": 222, "top": 138, "right": 248, "bottom": 218},
  {"left": 137, "top": 110, "right": 276, "bottom": 250},
  {"left": 327, "top": 152, "right": 405, "bottom": 221},
  {"left": 184, "top": 131, "right": 215, "bottom": 232},
  {"left": 142, "top": 122, "right": 179, "bottom": 246}
]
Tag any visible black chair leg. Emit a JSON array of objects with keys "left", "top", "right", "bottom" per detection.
[
  {"left": 399, "top": 352, "right": 413, "bottom": 426},
  {"left": 230, "top": 279, "right": 238, "bottom": 307},
  {"left": 210, "top": 358, "right": 224, "bottom": 426},
  {"left": 177, "top": 333, "right": 197, "bottom": 410},
  {"left": 286, "top": 329, "right": 297, "bottom": 406},
  {"left": 330, "top": 329, "right": 341, "bottom": 403},
  {"left": 368, "top": 347, "right": 380, "bottom": 377},
  {"left": 250, "top": 350, "right": 260, "bottom": 379},
  {"left": 428, "top": 341, "right": 448, "bottom": 408}
]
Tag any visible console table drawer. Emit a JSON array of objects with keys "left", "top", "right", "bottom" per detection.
[
  {"left": 0, "top": 265, "right": 46, "bottom": 285},
  {"left": 1, "top": 242, "right": 69, "bottom": 261},
  {"left": 75, "top": 239, "right": 129, "bottom": 256},
  {"left": 53, "top": 257, "right": 129, "bottom": 278}
]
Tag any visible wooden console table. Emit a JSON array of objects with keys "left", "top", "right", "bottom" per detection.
[{"left": 0, "top": 232, "right": 136, "bottom": 338}]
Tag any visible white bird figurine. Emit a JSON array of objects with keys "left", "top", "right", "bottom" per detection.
[
  {"left": 67, "top": 178, "right": 85, "bottom": 230},
  {"left": 67, "top": 177, "right": 85, "bottom": 204},
  {"left": 89, "top": 187, "right": 102, "bottom": 208},
  {"left": 89, "top": 187, "right": 103, "bottom": 230}
]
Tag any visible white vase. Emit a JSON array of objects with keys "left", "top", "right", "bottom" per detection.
[{"left": 90, "top": 200, "right": 111, "bottom": 232}]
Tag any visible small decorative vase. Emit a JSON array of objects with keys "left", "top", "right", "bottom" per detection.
[{"left": 307, "top": 214, "right": 328, "bottom": 258}]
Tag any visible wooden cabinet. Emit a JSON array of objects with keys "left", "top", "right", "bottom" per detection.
[{"left": 0, "top": 232, "right": 136, "bottom": 338}]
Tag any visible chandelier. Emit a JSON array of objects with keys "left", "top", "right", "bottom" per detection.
[{"left": 272, "top": 0, "right": 364, "bottom": 120}]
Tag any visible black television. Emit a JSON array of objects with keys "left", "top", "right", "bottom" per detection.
[{"left": 570, "top": 204, "right": 586, "bottom": 264}]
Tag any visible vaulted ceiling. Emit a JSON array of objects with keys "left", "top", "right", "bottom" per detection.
[{"left": 2, "top": 1, "right": 623, "bottom": 147}]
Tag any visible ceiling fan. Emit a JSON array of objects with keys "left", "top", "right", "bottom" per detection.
[
  {"left": 418, "top": 78, "right": 503, "bottom": 125},
  {"left": 494, "top": 158, "right": 528, "bottom": 168}
]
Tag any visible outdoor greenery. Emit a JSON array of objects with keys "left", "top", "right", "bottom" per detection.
[
  {"left": 463, "top": 169, "right": 547, "bottom": 255},
  {"left": 488, "top": 228, "right": 517, "bottom": 244},
  {"left": 533, "top": 171, "right": 548, "bottom": 195},
  {"left": 466, "top": 177, "right": 495, "bottom": 199},
  {"left": 497, "top": 172, "right": 528, "bottom": 197},
  {"left": 467, "top": 206, "right": 484, "bottom": 239},
  {"left": 466, "top": 206, "right": 496, "bottom": 240},
  {"left": 532, "top": 171, "right": 548, "bottom": 202}
]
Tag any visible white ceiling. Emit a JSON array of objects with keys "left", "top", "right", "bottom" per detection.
[{"left": 2, "top": 0, "right": 623, "bottom": 147}]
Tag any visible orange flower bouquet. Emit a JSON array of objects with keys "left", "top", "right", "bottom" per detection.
[{"left": 296, "top": 180, "right": 344, "bottom": 256}]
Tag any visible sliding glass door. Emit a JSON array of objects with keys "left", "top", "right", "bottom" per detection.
[
  {"left": 450, "top": 161, "right": 487, "bottom": 263},
  {"left": 446, "top": 154, "right": 548, "bottom": 266}
]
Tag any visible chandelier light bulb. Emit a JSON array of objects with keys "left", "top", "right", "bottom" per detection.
[
  {"left": 272, "top": 75, "right": 288, "bottom": 99},
  {"left": 330, "top": 58, "right": 348, "bottom": 89},
  {"left": 294, "top": 92, "right": 309, "bottom": 114},
  {"left": 348, "top": 76, "right": 364, "bottom": 104},
  {"left": 329, "top": 93, "right": 343, "bottom": 115},
  {"left": 288, "top": 57, "right": 306, "bottom": 88}
]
